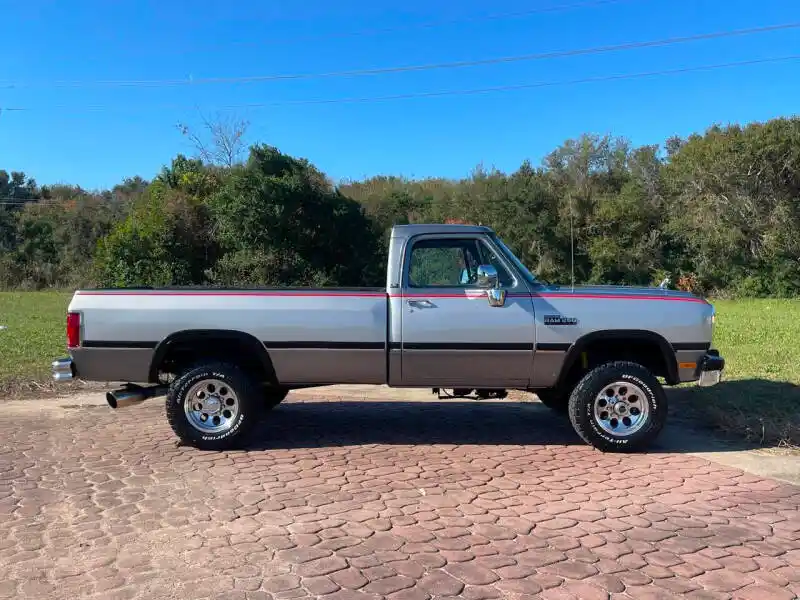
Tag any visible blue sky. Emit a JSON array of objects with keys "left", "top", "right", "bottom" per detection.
[{"left": 1, "top": 0, "right": 799, "bottom": 190}]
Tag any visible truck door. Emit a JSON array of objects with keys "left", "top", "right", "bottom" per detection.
[{"left": 397, "top": 234, "right": 536, "bottom": 388}]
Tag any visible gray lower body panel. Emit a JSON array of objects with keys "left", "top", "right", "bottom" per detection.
[
  {"left": 530, "top": 350, "right": 567, "bottom": 388},
  {"left": 71, "top": 348, "right": 153, "bottom": 383},
  {"left": 69, "top": 345, "right": 706, "bottom": 389},
  {"left": 269, "top": 349, "right": 386, "bottom": 385},
  {"left": 71, "top": 347, "right": 386, "bottom": 386},
  {"left": 388, "top": 350, "right": 403, "bottom": 386},
  {"left": 399, "top": 349, "right": 531, "bottom": 388}
]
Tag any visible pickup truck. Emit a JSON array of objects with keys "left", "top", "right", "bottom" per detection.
[{"left": 52, "top": 223, "right": 724, "bottom": 452}]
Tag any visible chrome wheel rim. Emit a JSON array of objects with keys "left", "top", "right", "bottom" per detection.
[
  {"left": 184, "top": 379, "right": 239, "bottom": 434},
  {"left": 593, "top": 381, "right": 649, "bottom": 437}
]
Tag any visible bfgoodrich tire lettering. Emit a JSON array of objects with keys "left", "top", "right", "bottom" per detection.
[
  {"left": 166, "top": 362, "right": 260, "bottom": 450},
  {"left": 568, "top": 361, "right": 667, "bottom": 452}
]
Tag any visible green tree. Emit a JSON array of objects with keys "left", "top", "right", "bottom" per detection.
[
  {"left": 5, "top": 115, "right": 800, "bottom": 298},
  {"left": 208, "top": 145, "right": 384, "bottom": 287},
  {"left": 95, "top": 156, "right": 218, "bottom": 287},
  {"left": 663, "top": 118, "right": 800, "bottom": 295}
]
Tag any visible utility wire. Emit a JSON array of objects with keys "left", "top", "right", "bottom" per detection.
[
  {"left": 2, "top": 54, "right": 797, "bottom": 114},
  {"left": 0, "top": 198, "right": 108, "bottom": 205},
  {"left": 2, "top": 21, "right": 798, "bottom": 89},
  {"left": 0, "top": 198, "right": 125, "bottom": 206},
  {"left": 0, "top": 201, "right": 64, "bottom": 205}
]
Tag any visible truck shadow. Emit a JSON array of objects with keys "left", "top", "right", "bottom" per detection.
[
  {"left": 246, "top": 401, "right": 580, "bottom": 450},
  {"left": 656, "top": 377, "right": 799, "bottom": 454},
  {"left": 243, "top": 378, "right": 798, "bottom": 453}
]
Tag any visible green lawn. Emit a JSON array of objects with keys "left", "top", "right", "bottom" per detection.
[
  {"left": 711, "top": 299, "right": 800, "bottom": 382},
  {"left": 0, "top": 292, "right": 798, "bottom": 445},
  {"left": 675, "top": 299, "right": 800, "bottom": 447},
  {"left": 0, "top": 291, "right": 73, "bottom": 391}
]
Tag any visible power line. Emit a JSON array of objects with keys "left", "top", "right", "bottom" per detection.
[
  {"left": 228, "top": 55, "right": 800, "bottom": 108},
  {"left": 2, "top": 54, "right": 798, "bottom": 114},
  {"left": 0, "top": 198, "right": 98, "bottom": 204},
  {"left": 0, "top": 196, "right": 126, "bottom": 204},
  {"left": 2, "top": 21, "right": 798, "bottom": 90}
]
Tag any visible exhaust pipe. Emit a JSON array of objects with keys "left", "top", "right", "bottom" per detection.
[
  {"left": 106, "top": 389, "right": 145, "bottom": 409},
  {"left": 106, "top": 384, "right": 167, "bottom": 409}
]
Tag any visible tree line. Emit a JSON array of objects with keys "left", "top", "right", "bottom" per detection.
[{"left": 1, "top": 116, "right": 799, "bottom": 297}]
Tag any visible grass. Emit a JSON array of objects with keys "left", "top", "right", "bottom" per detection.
[
  {"left": 0, "top": 291, "right": 73, "bottom": 394},
  {"left": 711, "top": 299, "right": 800, "bottom": 382},
  {"left": 0, "top": 292, "right": 798, "bottom": 446},
  {"left": 674, "top": 299, "right": 800, "bottom": 448}
]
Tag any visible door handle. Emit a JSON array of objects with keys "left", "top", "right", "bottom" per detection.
[{"left": 406, "top": 299, "right": 434, "bottom": 308}]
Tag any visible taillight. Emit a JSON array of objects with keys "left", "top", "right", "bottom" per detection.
[{"left": 67, "top": 312, "right": 81, "bottom": 348}]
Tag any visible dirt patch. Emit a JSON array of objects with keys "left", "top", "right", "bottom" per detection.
[{"left": 0, "top": 379, "right": 110, "bottom": 402}]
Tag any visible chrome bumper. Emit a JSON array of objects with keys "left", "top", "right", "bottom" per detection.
[
  {"left": 52, "top": 357, "right": 75, "bottom": 382},
  {"left": 696, "top": 350, "right": 725, "bottom": 387}
]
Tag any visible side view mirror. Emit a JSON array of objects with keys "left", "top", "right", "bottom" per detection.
[
  {"left": 476, "top": 265, "right": 506, "bottom": 307},
  {"left": 476, "top": 265, "right": 498, "bottom": 289}
]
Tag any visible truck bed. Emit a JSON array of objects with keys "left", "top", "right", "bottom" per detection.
[{"left": 68, "top": 288, "right": 389, "bottom": 385}]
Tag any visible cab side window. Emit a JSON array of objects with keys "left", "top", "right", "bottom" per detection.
[
  {"left": 407, "top": 238, "right": 514, "bottom": 288},
  {"left": 408, "top": 239, "right": 481, "bottom": 287}
]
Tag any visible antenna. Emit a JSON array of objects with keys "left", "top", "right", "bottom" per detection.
[{"left": 569, "top": 192, "right": 575, "bottom": 291}]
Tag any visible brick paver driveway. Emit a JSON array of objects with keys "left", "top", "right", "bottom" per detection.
[{"left": 1, "top": 389, "right": 799, "bottom": 600}]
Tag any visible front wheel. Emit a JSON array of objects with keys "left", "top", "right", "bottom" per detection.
[
  {"left": 166, "top": 362, "right": 261, "bottom": 450},
  {"left": 568, "top": 361, "right": 667, "bottom": 452}
]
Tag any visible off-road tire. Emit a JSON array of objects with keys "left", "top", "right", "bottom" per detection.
[
  {"left": 568, "top": 361, "right": 667, "bottom": 452},
  {"left": 536, "top": 389, "right": 569, "bottom": 414},
  {"left": 264, "top": 387, "right": 289, "bottom": 411},
  {"left": 166, "top": 362, "right": 261, "bottom": 450}
]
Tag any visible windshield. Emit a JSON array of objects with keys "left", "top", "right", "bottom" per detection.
[{"left": 492, "top": 235, "right": 546, "bottom": 287}]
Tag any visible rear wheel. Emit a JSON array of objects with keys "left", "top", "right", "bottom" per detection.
[
  {"left": 166, "top": 362, "right": 261, "bottom": 450},
  {"left": 568, "top": 361, "right": 667, "bottom": 452}
]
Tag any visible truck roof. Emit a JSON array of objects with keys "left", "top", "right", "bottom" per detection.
[{"left": 391, "top": 223, "right": 495, "bottom": 238}]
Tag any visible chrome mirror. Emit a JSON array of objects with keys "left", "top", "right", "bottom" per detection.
[
  {"left": 476, "top": 265, "right": 506, "bottom": 307},
  {"left": 476, "top": 265, "right": 498, "bottom": 289}
]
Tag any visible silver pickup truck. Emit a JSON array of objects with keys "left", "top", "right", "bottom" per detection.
[{"left": 52, "top": 223, "right": 724, "bottom": 452}]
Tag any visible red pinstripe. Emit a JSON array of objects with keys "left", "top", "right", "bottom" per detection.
[{"left": 76, "top": 290, "right": 706, "bottom": 303}]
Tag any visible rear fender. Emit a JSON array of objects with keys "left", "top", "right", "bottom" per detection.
[{"left": 148, "top": 329, "right": 277, "bottom": 384}]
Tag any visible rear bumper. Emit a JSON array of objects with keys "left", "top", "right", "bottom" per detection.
[
  {"left": 52, "top": 357, "right": 75, "bottom": 382},
  {"left": 696, "top": 350, "right": 725, "bottom": 387}
]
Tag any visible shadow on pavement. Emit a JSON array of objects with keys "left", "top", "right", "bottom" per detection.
[
  {"left": 246, "top": 400, "right": 580, "bottom": 450},
  {"left": 659, "top": 378, "right": 800, "bottom": 453},
  {"left": 242, "top": 390, "right": 793, "bottom": 454}
]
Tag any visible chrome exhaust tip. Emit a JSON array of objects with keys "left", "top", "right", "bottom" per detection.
[
  {"left": 52, "top": 357, "right": 75, "bottom": 382},
  {"left": 105, "top": 384, "right": 168, "bottom": 409},
  {"left": 106, "top": 389, "right": 145, "bottom": 409}
]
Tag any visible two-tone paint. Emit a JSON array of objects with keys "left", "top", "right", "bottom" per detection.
[{"left": 61, "top": 224, "right": 717, "bottom": 389}]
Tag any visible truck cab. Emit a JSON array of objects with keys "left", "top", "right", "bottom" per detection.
[{"left": 386, "top": 225, "right": 537, "bottom": 389}]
